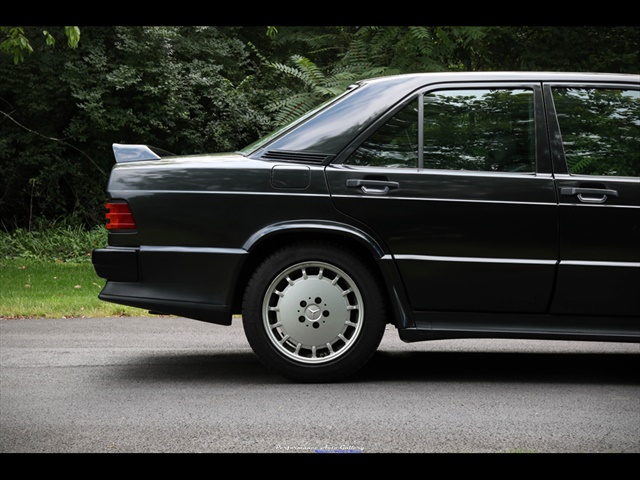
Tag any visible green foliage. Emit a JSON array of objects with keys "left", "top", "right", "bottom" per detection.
[
  {"left": 264, "top": 26, "right": 357, "bottom": 65},
  {"left": 0, "top": 26, "right": 79, "bottom": 64},
  {"left": 476, "top": 26, "right": 639, "bottom": 72},
  {"left": 260, "top": 26, "right": 490, "bottom": 126},
  {"left": 352, "top": 26, "right": 487, "bottom": 72},
  {"left": 259, "top": 27, "right": 393, "bottom": 126},
  {"left": 0, "top": 222, "right": 107, "bottom": 263},
  {"left": 63, "top": 27, "right": 272, "bottom": 154},
  {"left": 64, "top": 26, "right": 80, "bottom": 48},
  {"left": 1, "top": 26, "right": 275, "bottom": 229},
  {"left": 265, "top": 54, "right": 369, "bottom": 126},
  {"left": 0, "top": 27, "right": 33, "bottom": 64}
]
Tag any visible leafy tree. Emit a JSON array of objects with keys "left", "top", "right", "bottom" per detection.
[
  {"left": 64, "top": 26, "right": 272, "bottom": 153},
  {"left": 1, "top": 26, "right": 273, "bottom": 229},
  {"left": 350, "top": 26, "right": 487, "bottom": 72},
  {"left": 475, "top": 26, "right": 639, "bottom": 73},
  {"left": 0, "top": 26, "right": 80, "bottom": 63},
  {"left": 256, "top": 26, "right": 488, "bottom": 126}
]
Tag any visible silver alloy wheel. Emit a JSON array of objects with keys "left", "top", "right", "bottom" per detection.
[{"left": 262, "top": 261, "right": 364, "bottom": 364}]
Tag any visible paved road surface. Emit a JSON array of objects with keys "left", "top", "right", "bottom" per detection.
[{"left": 1, "top": 316, "right": 638, "bottom": 453}]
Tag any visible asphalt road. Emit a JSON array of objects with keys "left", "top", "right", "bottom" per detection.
[{"left": 1, "top": 316, "right": 638, "bottom": 453}]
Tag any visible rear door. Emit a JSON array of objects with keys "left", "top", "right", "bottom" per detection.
[
  {"left": 326, "top": 82, "right": 558, "bottom": 315},
  {"left": 545, "top": 83, "right": 640, "bottom": 317}
]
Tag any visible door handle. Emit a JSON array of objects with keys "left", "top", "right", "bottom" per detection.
[
  {"left": 346, "top": 179, "right": 399, "bottom": 195},
  {"left": 560, "top": 187, "right": 618, "bottom": 204}
]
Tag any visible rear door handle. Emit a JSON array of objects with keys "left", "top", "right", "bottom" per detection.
[
  {"left": 346, "top": 179, "right": 399, "bottom": 195},
  {"left": 560, "top": 187, "right": 618, "bottom": 204}
]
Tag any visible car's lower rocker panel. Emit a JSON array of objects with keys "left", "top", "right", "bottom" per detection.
[{"left": 399, "top": 312, "right": 640, "bottom": 343}]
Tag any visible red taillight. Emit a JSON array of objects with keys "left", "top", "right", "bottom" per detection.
[{"left": 105, "top": 201, "right": 137, "bottom": 231}]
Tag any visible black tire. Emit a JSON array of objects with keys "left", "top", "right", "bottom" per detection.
[{"left": 242, "top": 242, "right": 387, "bottom": 382}]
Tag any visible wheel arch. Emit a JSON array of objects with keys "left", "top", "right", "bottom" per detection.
[
  {"left": 243, "top": 221, "right": 388, "bottom": 258},
  {"left": 233, "top": 221, "right": 411, "bottom": 328}
]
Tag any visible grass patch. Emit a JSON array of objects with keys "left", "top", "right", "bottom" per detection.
[
  {"left": 0, "top": 258, "right": 150, "bottom": 319},
  {"left": 1, "top": 222, "right": 152, "bottom": 318},
  {"left": 0, "top": 259, "right": 147, "bottom": 318}
]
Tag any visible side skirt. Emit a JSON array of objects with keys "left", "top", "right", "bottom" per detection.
[{"left": 398, "top": 311, "right": 640, "bottom": 343}]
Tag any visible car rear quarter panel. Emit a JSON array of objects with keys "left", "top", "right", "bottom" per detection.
[{"left": 100, "top": 154, "right": 405, "bottom": 324}]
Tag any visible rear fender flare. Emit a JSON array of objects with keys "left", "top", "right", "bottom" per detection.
[{"left": 242, "top": 220, "right": 387, "bottom": 258}]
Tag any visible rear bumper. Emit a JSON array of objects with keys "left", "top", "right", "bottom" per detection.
[
  {"left": 92, "top": 246, "right": 247, "bottom": 325},
  {"left": 93, "top": 247, "right": 139, "bottom": 282}
]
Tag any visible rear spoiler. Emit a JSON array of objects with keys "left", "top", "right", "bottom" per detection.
[{"left": 112, "top": 143, "right": 175, "bottom": 163}]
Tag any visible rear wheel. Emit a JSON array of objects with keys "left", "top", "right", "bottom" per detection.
[{"left": 242, "top": 242, "right": 386, "bottom": 382}]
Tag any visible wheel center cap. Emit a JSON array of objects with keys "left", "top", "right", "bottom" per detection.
[{"left": 305, "top": 304, "right": 321, "bottom": 321}]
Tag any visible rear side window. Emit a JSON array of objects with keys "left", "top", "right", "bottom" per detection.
[
  {"left": 552, "top": 87, "right": 639, "bottom": 177},
  {"left": 345, "top": 88, "right": 536, "bottom": 173},
  {"left": 422, "top": 89, "right": 535, "bottom": 173}
]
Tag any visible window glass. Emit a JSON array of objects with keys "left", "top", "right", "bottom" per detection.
[
  {"left": 345, "top": 99, "right": 419, "bottom": 168},
  {"left": 423, "top": 89, "right": 535, "bottom": 172},
  {"left": 345, "top": 89, "right": 536, "bottom": 172},
  {"left": 552, "top": 87, "right": 639, "bottom": 177}
]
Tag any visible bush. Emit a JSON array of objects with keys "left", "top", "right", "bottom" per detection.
[{"left": 0, "top": 223, "right": 107, "bottom": 263}]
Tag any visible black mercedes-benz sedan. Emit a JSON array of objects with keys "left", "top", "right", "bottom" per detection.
[{"left": 93, "top": 71, "right": 639, "bottom": 382}]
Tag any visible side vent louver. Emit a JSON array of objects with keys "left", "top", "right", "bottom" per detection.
[{"left": 261, "top": 150, "right": 330, "bottom": 164}]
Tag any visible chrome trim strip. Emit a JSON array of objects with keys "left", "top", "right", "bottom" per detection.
[
  {"left": 561, "top": 260, "right": 640, "bottom": 268},
  {"left": 141, "top": 246, "right": 247, "bottom": 255},
  {"left": 332, "top": 167, "right": 554, "bottom": 180},
  {"left": 391, "top": 254, "right": 556, "bottom": 265},
  {"left": 559, "top": 203, "right": 638, "bottom": 210},
  {"left": 555, "top": 173, "right": 640, "bottom": 183},
  {"left": 114, "top": 190, "right": 330, "bottom": 198},
  {"left": 384, "top": 254, "right": 639, "bottom": 268},
  {"left": 332, "top": 194, "right": 557, "bottom": 206}
]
